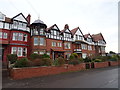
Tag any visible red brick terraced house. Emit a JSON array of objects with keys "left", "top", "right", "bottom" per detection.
[
  {"left": 0, "top": 12, "right": 107, "bottom": 65},
  {"left": 0, "top": 12, "right": 31, "bottom": 65},
  {"left": 92, "top": 33, "right": 106, "bottom": 56}
]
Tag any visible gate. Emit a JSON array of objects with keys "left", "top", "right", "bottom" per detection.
[
  {"left": 86, "top": 63, "right": 90, "bottom": 69},
  {"left": 91, "top": 62, "right": 94, "bottom": 68}
]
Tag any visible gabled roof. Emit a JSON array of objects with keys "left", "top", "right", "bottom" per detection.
[
  {"left": 84, "top": 33, "right": 92, "bottom": 39},
  {"left": 12, "top": 13, "right": 28, "bottom": 23},
  {"left": 71, "top": 27, "right": 84, "bottom": 36},
  {"left": 46, "top": 24, "right": 60, "bottom": 32},
  {"left": 60, "top": 24, "right": 72, "bottom": 35},
  {"left": 92, "top": 33, "right": 106, "bottom": 43}
]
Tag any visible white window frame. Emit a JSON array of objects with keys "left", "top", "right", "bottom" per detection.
[{"left": 34, "top": 37, "right": 39, "bottom": 45}]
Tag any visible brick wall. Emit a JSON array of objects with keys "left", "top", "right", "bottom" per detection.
[
  {"left": 10, "top": 63, "right": 86, "bottom": 80},
  {"left": 94, "top": 61, "right": 108, "bottom": 68},
  {"left": 109, "top": 61, "right": 118, "bottom": 66}
]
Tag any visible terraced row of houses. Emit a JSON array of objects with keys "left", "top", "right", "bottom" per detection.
[{"left": 0, "top": 12, "right": 106, "bottom": 64}]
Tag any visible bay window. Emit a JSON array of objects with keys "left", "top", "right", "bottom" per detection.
[{"left": 11, "top": 47, "right": 27, "bottom": 57}]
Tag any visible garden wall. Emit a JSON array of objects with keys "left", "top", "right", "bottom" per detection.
[
  {"left": 109, "top": 61, "right": 118, "bottom": 66},
  {"left": 94, "top": 61, "right": 108, "bottom": 68},
  {"left": 10, "top": 63, "right": 86, "bottom": 80}
]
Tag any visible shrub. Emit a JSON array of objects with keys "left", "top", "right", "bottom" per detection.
[
  {"left": 32, "top": 58, "right": 44, "bottom": 66},
  {"left": 7, "top": 54, "right": 18, "bottom": 64},
  {"left": 68, "top": 59, "right": 79, "bottom": 65},
  {"left": 94, "top": 59, "right": 102, "bottom": 62},
  {"left": 54, "top": 57, "right": 65, "bottom": 66},
  {"left": 78, "top": 58, "right": 84, "bottom": 63},
  {"left": 83, "top": 57, "right": 91, "bottom": 62},
  {"left": 30, "top": 53, "right": 40, "bottom": 60},
  {"left": 42, "top": 54, "right": 50, "bottom": 58},
  {"left": 42, "top": 58, "right": 52, "bottom": 66},
  {"left": 53, "top": 59, "right": 59, "bottom": 66},
  {"left": 14, "top": 58, "right": 29, "bottom": 68},
  {"left": 69, "top": 53, "right": 78, "bottom": 60}
]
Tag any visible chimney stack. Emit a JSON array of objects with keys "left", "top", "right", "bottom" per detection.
[{"left": 26, "top": 14, "right": 31, "bottom": 24}]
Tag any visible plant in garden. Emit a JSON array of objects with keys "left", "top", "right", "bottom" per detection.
[
  {"left": 42, "top": 58, "right": 52, "bottom": 66},
  {"left": 69, "top": 53, "right": 78, "bottom": 59},
  {"left": 68, "top": 59, "right": 80, "bottom": 65},
  {"left": 14, "top": 58, "right": 29, "bottom": 68},
  {"left": 7, "top": 54, "right": 18, "bottom": 64},
  {"left": 53, "top": 57, "right": 65, "bottom": 66},
  {"left": 30, "top": 53, "right": 40, "bottom": 60},
  {"left": 78, "top": 58, "right": 84, "bottom": 63},
  {"left": 42, "top": 54, "right": 50, "bottom": 58},
  {"left": 94, "top": 59, "right": 102, "bottom": 62},
  {"left": 83, "top": 57, "right": 91, "bottom": 62},
  {"left": 32, "top": 58, "right": 44, "bottom": 66}
]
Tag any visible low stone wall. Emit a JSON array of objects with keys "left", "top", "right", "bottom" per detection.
[
  {"left": 94, "top": 61, "right": 108, "bottom": 68},
  {"left": 10, "top": 63, "right": 86, "bottom": 80}
]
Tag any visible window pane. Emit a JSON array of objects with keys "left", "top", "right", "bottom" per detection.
[
  {"left": 18, "top": 33, "right": 23, "bottom": 41},
  {"left": 34, "top": 37, "right": 38, "bottom": 45},
  {"left": 3, "top": 33, "right": 7, "bottom": 39},
  {"left": 12, "top": 33, "right": 18, "bottom": 40},
  {"left": 23, "top": 34, "right": 27, "bottom": 41},
  {"left": 40, "top": 38, "right": 45, "bottom": 45},
  {"left": 23, "top": 48, "right": 27, "bottom": 56},
  {"left": 17, "top": 47, "right": 22, "bottom": 56},
  {"left": 0, "top": 32, "right": 2, "bottom": 38},
  {"left": 11, "top": 47, "right": 17, "bottom": 54}
]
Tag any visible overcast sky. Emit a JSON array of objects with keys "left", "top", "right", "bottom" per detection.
[{"left": 0, "top": 0, "right": 119, "bottom": 53}]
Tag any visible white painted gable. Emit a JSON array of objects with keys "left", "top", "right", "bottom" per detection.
[
  {"left": 0, "top": 12, "right": 5, "bottom": 21},
  {"left": 65, "top": 29, "right": 70, "bottom": 33},
  {"left": 88, "top": 35, "right": 91, "bottom": 38},
  {"left": 53, "top": 25, "right": 58, "bottom": 30},
  {"left": 75, "top": 29, "right": 83, "bottom": 36},
  {"left": 13, "top": 14, "right": 27, "bottom": 23}
]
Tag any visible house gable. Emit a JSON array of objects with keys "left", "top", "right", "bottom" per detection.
[{"left": 12, "top": 13, "right": 28, "bottom": 23}]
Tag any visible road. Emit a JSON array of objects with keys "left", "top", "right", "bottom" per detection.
[{"left": 2, "top": 66, "right": 119, "bottom": 88}]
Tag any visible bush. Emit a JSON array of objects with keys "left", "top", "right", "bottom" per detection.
[
  {"left": 68, "top": 59, "right": 79, "bottom": 65},
  {"left": 30, "top": 53, "right": 40, "bottom": 60},
  {"left": 32, "top": 58, "right": 44, "bottom": 66},
  {"left": 78, "top": 58, "right": 84, "bottom": 63},
  {"left": 42, "top": 54, "right": 50, "bottom": 59},
  {"left": 14, "top": 58, "right": 29, "bottom": 68},
  {"left": 54, "top": 57, "right": 65, "bottom": 66},
  {"left": 69, "top": 53, "right": 78, "bottom": 60},
  {"left": 42, "top": 58, "right": 52, "bottom": 66},
  {"left": 94, "top": 59, "right": 102, "bottom": 62},
  {"left": 7, "top": 54, "right": 18, "bottom": 64},
  {"left": 83, "top": 57, "right": 91, "bottom": 62}
]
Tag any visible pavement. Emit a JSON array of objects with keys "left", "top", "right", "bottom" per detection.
[{"left": 2, "top": 66, "right": 119, "bottom": 88}]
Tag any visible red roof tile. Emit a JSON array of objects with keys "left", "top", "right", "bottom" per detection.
[
  {"left": 71, "top": 27, "right": 79, "bottom": 35},
  {"left": 92, "top": 33, "right": 106, "bottom": 43}
]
